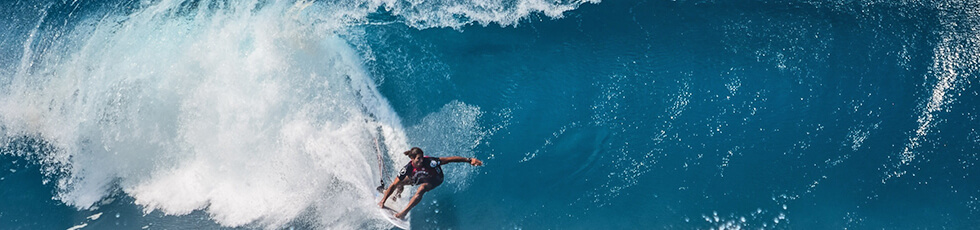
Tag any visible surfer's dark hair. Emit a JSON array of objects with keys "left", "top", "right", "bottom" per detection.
[{"left": 404, "top": 147, "right": 424, "bottom": 157}]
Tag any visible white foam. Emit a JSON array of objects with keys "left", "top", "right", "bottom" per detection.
[
  {"left": 372, "top": 0, "right": 597, "bottom": 29},
  {"left": 66, "top": 223, "right": 87, "bottom": 230},
  {"left": 87, "top": 212, "right": 103, "bottom": 220},
  {"left": 0, "top": 1, "right": 414, "bottom": 228}
]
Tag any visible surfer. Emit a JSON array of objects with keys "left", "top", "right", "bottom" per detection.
[{"left": 378, "top": 147, "right": 483, "bottom": 219}]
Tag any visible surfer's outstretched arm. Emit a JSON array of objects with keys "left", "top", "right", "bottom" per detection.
[
  {"left": 438, "top": 156, "right": 483, "bottom": 166},
  {"left": 379, "top": 177, "right": 403, "bottom": 208}
]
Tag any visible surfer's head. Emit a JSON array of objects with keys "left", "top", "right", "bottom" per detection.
[
  {"left": 404, "top": 147, "right": 424, "bottom": 157},
  {"left": 405, "top": 147, "right": 424, "bottom": 167}
]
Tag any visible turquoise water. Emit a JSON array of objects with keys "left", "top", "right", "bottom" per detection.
[{"left": 2, "top": 0, "right": 979, "bottom": 229}]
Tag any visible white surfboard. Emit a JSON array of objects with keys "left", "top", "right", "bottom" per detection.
[
  {"left": 378, "top": 204, "right": 410, "bottom": 229},
  {"left": 375, "top": 191, "right": 410, "bottom": 229},
  {"left": 372, "top": 137, "right": 409, "bottom": 229}
]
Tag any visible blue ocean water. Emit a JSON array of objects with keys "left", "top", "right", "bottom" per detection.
[{"left": 1, "top": 0, "right": 979, "bottom": 229}]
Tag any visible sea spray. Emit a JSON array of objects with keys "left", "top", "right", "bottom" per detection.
[{"left": 0, "top": 1, "right": 411, "bottom": 228}]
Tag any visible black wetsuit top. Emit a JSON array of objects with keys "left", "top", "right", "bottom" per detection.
[{"left": 398, "top": 156, "right": 444, "bottom": 187}]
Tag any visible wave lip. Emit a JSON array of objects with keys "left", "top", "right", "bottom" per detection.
[{"left": 379, "top": 0, "right": 598, "bottom": 29}]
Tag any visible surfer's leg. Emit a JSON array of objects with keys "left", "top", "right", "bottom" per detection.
[{"left": 395, "top": 183, "right": 434, "bottom": 219}]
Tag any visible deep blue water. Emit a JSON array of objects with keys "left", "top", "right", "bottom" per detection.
[{"left": 2, "top": 0, "right": 979, "bottom": 229}]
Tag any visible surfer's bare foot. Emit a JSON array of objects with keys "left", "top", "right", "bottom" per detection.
[
  {"left": 394, "top": 212, "right": 407, "bottom": 219},
  {"left": 378, "top": 201, "right": 385, "bottom": 209}
]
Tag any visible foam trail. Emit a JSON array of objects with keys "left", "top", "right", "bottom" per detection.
[
  {"left": 15, "top": 4, "right": 49, "bottom": 80},
  {"left": 885, "top": 0, "right": 978, "bottom": 182}
]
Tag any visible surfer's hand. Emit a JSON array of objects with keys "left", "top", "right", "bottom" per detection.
[{"left": 470, "top": 158, "right": 483, "bottom": 166}]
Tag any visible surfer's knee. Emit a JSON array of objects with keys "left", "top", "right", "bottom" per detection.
[{"left": 417, "top": 183, "right": 434, "bottom": 194}]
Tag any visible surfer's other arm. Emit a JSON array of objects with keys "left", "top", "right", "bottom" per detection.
[
  {"left": 438, "top": 156, "right": 483, "bottom": 166},
  {"left": 379, "top": 176, "right": 405, "bottom": 208}
]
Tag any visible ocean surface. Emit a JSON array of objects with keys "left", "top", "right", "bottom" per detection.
[{"left": 1, "top": 0, "right": 979, "bottom": 229}]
